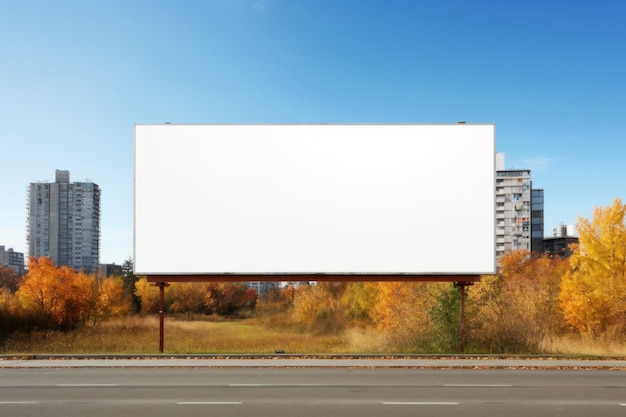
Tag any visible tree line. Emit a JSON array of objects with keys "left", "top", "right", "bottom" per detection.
[{"left": 1, "top": 198, "right": 624, "bottom": 353}]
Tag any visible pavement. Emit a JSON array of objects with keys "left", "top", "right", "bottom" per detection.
[{"left": 1, "top": 355, "right": 625, "bottom": 369}]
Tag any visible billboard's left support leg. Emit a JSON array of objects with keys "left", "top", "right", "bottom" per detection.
[
  {"left": 454, "top": 281, "right": 473, "bottom": 353},
  {"left": 153, "top": 282, "right": 170, "bottom": 353}
]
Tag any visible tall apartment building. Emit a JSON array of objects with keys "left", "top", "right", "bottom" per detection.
[
  {"left": 27, "top": 170, "right": 101, "bottom": 273},
  {"left": 495, "top": 153, "right": 544, "bottom": 261}
]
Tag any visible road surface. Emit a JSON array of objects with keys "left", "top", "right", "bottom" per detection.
[{"left": 1, "top": 367, "right": 625, "bottom": 417}]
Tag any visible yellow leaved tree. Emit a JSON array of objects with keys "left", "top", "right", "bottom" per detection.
[
  {"left": 468, "top": 250, "right": 568, "bottom": 353},
  {"left": 370, "top": 282, "right": 431, "bottom": 351},
  {"left": 560, "top": 198, "right": 626, "bottom": 337},
  {"left": 17, "top": 257, "right": 129, "bottom": 329}
]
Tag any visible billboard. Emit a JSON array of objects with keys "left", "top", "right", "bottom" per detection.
[{"left": 134, "top": 124, "right": 495, "bottom": 279}]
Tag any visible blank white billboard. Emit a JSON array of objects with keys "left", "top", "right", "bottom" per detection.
[{"left": 134, "top": 124, "right": 495, "bottom": 276}]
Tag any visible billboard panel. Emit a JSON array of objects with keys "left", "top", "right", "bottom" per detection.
[{"left": 134, "top": 124, "right": 495, "bottom": 277}]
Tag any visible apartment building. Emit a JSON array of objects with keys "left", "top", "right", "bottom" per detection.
[
  {"left": 27, "top": 170, "right": 101, "bottom": 273},
  {"left": 495, "top": 153, "right": 544, "bottom": 262}
]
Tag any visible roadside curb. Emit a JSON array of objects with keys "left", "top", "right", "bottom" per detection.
[{"left": 1, "top": 354, "right": 626, "bottom": 369}]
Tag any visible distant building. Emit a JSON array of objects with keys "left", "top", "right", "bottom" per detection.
[
  {"left": 246, "top": 281, "right": 280, "bottom": 299},
  {"left": 544, "top": 224, "right": 578, "bottom": 258},
  {"left": 495, "top": 153, "right": 544, "bottom": 262},
  {"left": 553, "top": 223, "right": 577, "bottom": 238},
  {"left": 27, "top": 170, "right": 101, "bottom": 274},
  {"left": 531, "top": 188, "right": 545, "bottom": 253},
  {"left": 99, "top": 263, "right": 123, "bottom": 277},
  {"left": 0, "top": 245, "right": 25, "bottom": 275}
]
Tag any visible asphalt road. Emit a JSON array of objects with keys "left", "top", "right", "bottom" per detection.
[{"left": 1, "top": 367, "right": 625, "bottom": 417}]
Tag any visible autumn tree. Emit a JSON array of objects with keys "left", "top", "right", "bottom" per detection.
[
  {"left": 340, "top": 282, "right": 378, "bottom": 326},
  {"left": 135, "top": 278, "right": 161, "bottom": 315},
  {"left": 292, "top": 282, "right": 347, "bottom": 332},
  {"left": 0, "top": 286, "right": 24, "bottom": 339},
  {"left": 0, "top": 264, "right": 21, "bottom": 292},
  {"left": 17, "top": 257, "right": 84, "bottom": 328},
  {"left": 168, "top": 282, "right": 211, "bottom": 315},
  {"left": 17, "top": 257, "right": 130, "bottom": 329},
  {"left": 468, "top": 250, "right": 568, "bottom": 353},
  {"left": 370, "top": 282, "right": 431, "bottom": 351},
  {"left": 560, "top": 198, "right": 626, "bottom": 337},
  {"left": 92, "top": 276, "right": 130, "bottom": 324},
  {"left": 0, "top": 266, "right": 22, "bottom": 338},
  {"left": 204, "top": 282, "right": 256, "bottom": 316}
]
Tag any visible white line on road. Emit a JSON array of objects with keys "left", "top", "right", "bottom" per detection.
[
  {"left": 230, "top": 384, "right": 330, "bottom": 387},
  {"left": 56, "top": 384, "right": 118, "bottom": 387},
  {"left": 383, "top": 402, "right": 459, "bottom": 405},
  {"left": 443, "top": 384, "right": 512, "bottom": 387},
  {"left": 177, "top": 402, "right": 242, "bottom": 405},
  {"left": 0, "top": 401, "right": 40, "bottom": 404}
]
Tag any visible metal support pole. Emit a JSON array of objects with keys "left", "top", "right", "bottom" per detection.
[
  {"left": 155, "top": 282, "right": 169, "bottom": 353},
  {"left": 459, "top": 284, "right": 465, "bottom": 353}
]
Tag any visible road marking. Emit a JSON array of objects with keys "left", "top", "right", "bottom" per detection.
[
  {"left": 230, "top": 383, "right": 328, "bottom": 387},
  {"left": 383, "top": 402, "right": 459, "bottom": 405},
  {"left": 620, "top": 403, "right": 626, "bottom": 406},
  {"left": 0, "top": 401, "right": 40, "bottom": 404},
  {"left": 443, "top": 384, "right": 512, "bottom": 387},
  {"left": 56, "top": 384, "right": 118, "bottom": 387},
  {"left": 177, "top": 402, "right": 242, "bottom": 405}
]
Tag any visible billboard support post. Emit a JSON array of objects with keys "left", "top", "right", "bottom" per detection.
[{"left": 153, "top": 282, "right": 169, "bottom": 353}]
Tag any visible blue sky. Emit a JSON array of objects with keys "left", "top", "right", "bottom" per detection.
[{"left": 1, "top": 0, "right": 624, "bottom": 264}]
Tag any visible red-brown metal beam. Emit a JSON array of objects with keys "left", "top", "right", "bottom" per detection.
[{"left": 145, "top": 274, "right": 482, "bottom": 283}]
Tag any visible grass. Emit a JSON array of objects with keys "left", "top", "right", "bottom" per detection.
[
  {"left": 542, "top": 334, "right": 626, "bottom": 357},
  {"left": 1, "top": 315, "right": 624, "bottom": 356},
  {"left": 0, "top": 316, "right": 388, "bottom": 355}
]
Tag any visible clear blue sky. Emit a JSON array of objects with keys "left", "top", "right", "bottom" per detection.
[{"left": 1, "top": 0, "right": 624, "bottom": 264}]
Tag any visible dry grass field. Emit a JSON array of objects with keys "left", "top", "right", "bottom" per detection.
[
  {"left": 0, "top": 316, "right": 387, "bottom": 354},
  {"left": 1, "top": 315, "right": 624, "bottom": 356}
]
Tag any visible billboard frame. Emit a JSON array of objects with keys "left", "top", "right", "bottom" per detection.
[{"left": 135, "top": 123, "right": 496, "bottom": 280}]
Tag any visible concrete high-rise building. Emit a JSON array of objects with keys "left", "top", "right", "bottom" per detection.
[
  {"left": 495, "top": 153, "right": 544, "bottom": 262},
  {"left": 27, "top": 170, "right": 100, "bottom": 273}
]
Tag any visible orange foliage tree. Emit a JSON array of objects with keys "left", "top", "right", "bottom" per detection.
[
  {"left": 340, "top": 282, "right": 378, "bottom": 325},
  {"left": 17, "top": 257, "right": 129, "bottom": 329},
  {"left": 560, "top": 198, "right": 626, "bottom": 337},
  {"left": 168, "top": 282, "right": 211, "bottom": 315},
  {"left": 0, "top": 264, "right": 21, "bottom": 292},
  {"left": 205, "top": 282, "right": 256, "bottom": 316},
  {"left": 134, "top": 278, "right": 156, "bottom": 315},
  {"left": 292, "top": 282, "right": 348, "bottom": 331},
  {"left": 468, "top": 250, "right": 567, "bottom": 353},
  {"left": 370, "top": 282, "right": 431, "bottom": 351}
]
